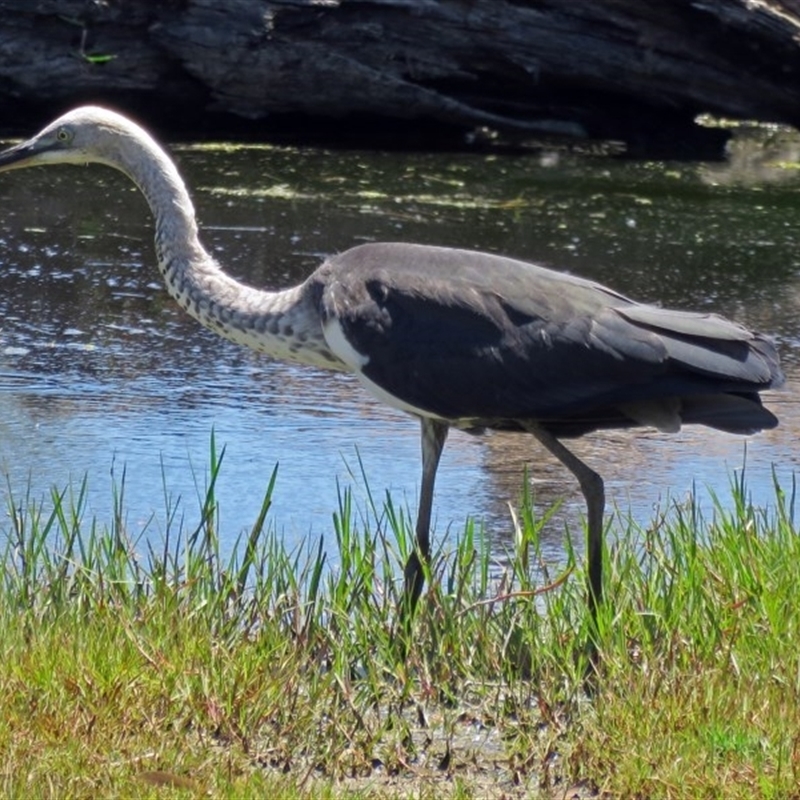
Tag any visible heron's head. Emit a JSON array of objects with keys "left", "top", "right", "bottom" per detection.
[{"left": 0, "top": 106, "right": 151, "bottom": 173}]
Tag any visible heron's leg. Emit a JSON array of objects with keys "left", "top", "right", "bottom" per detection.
[
  {"left": 526, "top": 425, "right": 606, "bottom": 623},
  {"left": 402, "top": 417, "right": 449, "bottom": 614}
]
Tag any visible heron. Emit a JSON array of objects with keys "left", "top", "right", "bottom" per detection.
[{"left": 0, "top": 106, "right": 784, "bottom": 632}]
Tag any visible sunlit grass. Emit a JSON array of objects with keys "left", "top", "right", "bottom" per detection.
[{"left": 0, "top": 437, "right": 798, "bottom": 798}]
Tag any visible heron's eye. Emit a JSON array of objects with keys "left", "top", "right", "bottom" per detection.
[{"left": 56, "top": 128, "right": 70, "bottom": 142}]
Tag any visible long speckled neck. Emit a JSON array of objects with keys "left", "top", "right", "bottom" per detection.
[{"left": 109, "top": 124, "right": 343, "bottom": 370}]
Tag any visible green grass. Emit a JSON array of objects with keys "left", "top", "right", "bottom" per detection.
[{"left": 0, "top": 438, "right": 798, "bottom": 798}]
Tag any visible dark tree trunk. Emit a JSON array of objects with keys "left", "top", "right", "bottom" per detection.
[{"left": 2, "top": 0, "right": 800, "bottom": 155}]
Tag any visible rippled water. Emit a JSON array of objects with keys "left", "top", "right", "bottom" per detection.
[{"left": 0, "top": 124, "right": 798, "bottom": 567}]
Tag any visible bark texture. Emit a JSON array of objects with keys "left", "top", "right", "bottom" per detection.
[{"left": 2, "top": 0, "right": 800, "bottom": 153}]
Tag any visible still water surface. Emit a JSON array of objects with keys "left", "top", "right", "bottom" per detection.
[{"left": 0, "top": 125, "right": 798, "bottom": 568}]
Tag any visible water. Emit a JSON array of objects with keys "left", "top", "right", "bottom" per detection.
[{"left": 0, "top": 124, "right": 798, "bottom": 567}]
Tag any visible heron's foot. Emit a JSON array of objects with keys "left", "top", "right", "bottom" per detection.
[
  {"left": 403, "top": 551, "right": 427, "bottom": 608},
  {"left": 579, "top": 636, "right": 601, "bottom": 687},
  {"left": 576, "top": 595, "right": 603, "bottom": 690},
  {"left": 391, "top": 551, "right": 427, "bottom": 660}
]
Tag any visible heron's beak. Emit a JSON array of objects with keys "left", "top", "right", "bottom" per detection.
[{"left": 0, "top": 139, "right": 47, "bottom": 173}]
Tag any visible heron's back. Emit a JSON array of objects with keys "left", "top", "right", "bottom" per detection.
[{"left": 313, "top": 242, "right": 783, "bottom": 437}]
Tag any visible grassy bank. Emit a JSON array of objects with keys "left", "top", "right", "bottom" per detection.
[{"left": 0, "top": 445, "right": 798, "bottom": 799}]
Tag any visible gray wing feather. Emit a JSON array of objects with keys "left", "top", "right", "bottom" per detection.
[{"left": 617, "top": 305, "right": 751, "bottom": 340}]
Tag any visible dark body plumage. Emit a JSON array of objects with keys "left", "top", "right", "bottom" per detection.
[{"left": 315, "top": 242, "right": 780, "bottom": 437}]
